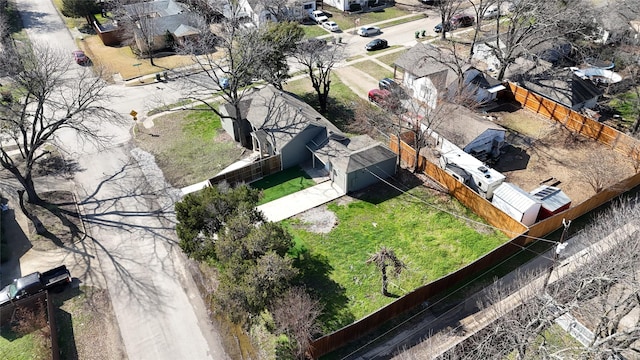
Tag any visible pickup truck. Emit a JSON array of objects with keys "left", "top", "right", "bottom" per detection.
[
  {"left": 0, "top": 265, "right": 71, "bottom": 307},
  {"left": 309, "top": 10, "right": 328, "bottom": 24}
]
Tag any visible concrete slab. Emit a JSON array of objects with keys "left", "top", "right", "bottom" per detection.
[{"left": 257, "top": 181, "right": 345, "bottom": 222}]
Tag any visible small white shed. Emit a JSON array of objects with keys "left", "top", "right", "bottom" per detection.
[{"left": 492, "top": 183, "right": 542, "bottom": 226}]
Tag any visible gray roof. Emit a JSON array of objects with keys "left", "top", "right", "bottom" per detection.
[
  {"left": 395, "top": 43, "right": 469, "bottom": 90},
  {"left": 243, "top": 85, "right": 343, "bottom": 151},
  {"left": 433, "top": 103, "right": 505, "bottom": 148},
  {"left": 151, "top": 14, "right": 197, "bottom": 36},
  {"left": 507, "top": 59, "right": 602, "bottom": 109},
  {"left": 124, "top": 0, "right": 185, "bottom": 17},
  {"left": 317, "top": 135, "right": 396, "bottom": 174}
]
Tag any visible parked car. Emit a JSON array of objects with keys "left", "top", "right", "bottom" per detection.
[
  {"left": 368, "top": 88, "right": 401, "bottom": 111},
  {"left": 434, "top": 22, "right": 453, "bottom": 33},
  {"left": 357, "top": 26, "right": 381, "bottom": 37},
  {"left": 365, "top": 38, "right": 388, "bottom": 51},
  {"left": 483, "top": 5, "right": 500, "bottom": 19},
  {"left": 378, "top": 78, "right": 407, "bottom": 98},
  {"left": 322, "top": 21, "right": 340, "bottom": 32},
  {"left": 310, "top": 10, "right": 328, "bottom": 24},
  {"left": 0, "top": 265, "right": 71, "bottom": 307},
  {"left": 72, "top": 50, "right": 88, "bottom": 65},
  {"left": 219, "top": 77, "right": 229, "bottom": 90},
  {"left": 451, "top": 13, "right": 475, "bottom": 28}
]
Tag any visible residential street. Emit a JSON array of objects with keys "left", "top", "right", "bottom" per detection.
[{"left": 7, "top": 0, "right": 229, "bottom": 358}]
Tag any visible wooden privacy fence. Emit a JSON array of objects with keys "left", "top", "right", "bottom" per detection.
[
  {"left": 0, "top": 291, "right": 60, "bottom": 360},
  {"left": 208, "top": 155, "right": 281, "bottom": 187},
  {"left": 311, "top": 87, "right": 640, "bottom": 357},
  {"left": 507, "top": 82, "right": 640, "bottom": 161},
  {"left": 389, "top": 134, "right": 528, "bottom": 239}
]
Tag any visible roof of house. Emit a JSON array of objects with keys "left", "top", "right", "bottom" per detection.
[
  {"left": 314, "top": 135, "right": 396, "bottom": 174},
  {"left": 506, "top": 59, "right": 602, "bottom": 108},
  {"left": 430, "top": 103, "right": 505, "bottom": 148},
  {"left": 242, "top": 85, "right": 343, "bottom": 151},
  {"left": 151, "top": 14, "right": 198, "bottom": 36},
  {"left": 124, "top": 0, "right": 185, "bottom": 17},
  {"left": 394, "top": 43, "right": 460, "bottom": 82}
]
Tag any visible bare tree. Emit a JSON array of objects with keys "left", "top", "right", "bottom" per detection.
[
  {"left": 574, "top": 151, "right": 630, "bottom": 193},
  {"left": 294, "top": 38, "right": 345, "bottom": 114},
  {"left": 465, "top": 0, "right": 497, "bottom": 59},
  {"left": 367, "top": 246, "right": 406, "bottom": 296},
  {"left": 486, "top": 0, "right": 596, "bottom": 80},
  {"left": 0, "top": 44, "right": 120, "bottom": 206},
  {"left": 271, "top": 287, "right": 323, "bottom": 360},
  {"left": 117, "top": 1, "right": 162, "bottom": 66},
  {"left": 433, "top": 198, "right": 640, "bottom": 360},
  {"left": 178, "top": 2, "right": 301, "bottom": 146},
  {"left": 435, "top": 0, "right": 462, "bottom": 40}
]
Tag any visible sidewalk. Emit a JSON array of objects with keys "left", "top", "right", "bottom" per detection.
[{"left": 257, "top": 181, "right": 345, "bottom": 222}]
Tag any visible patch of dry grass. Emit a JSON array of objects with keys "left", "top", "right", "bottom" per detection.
[{"left": 80, "top": 36, "right": 195, "bottom": 80}]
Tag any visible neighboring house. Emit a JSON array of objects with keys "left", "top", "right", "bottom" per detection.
[
  {"left": 456, "top": 67, "right": 506, "bottom": 105},
  {"left": 397, "top": 44, "right": 505, "bottom": 107},
  {"left": 506, "top": 58, "right": 603, "bottom": 110},
  {"left": 230, "top": 0, "right": 316, "bottom": 25},
  {"left": 323, "top": 0, "right": 376, "bottom": 12},
  {"left": 429, "top": 103, "right": 506, "bottom": 161},
  {"left": 220, "top": 85, "right": 397, "bottom": 193},
  {"left": 394, "top": 43, "right": 468, "bottom": 108},
  {"left": 122, "top": 0, "right": 200, "bottom": 52}
]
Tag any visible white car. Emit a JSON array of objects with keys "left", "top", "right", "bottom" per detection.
[
  {"left": 357, "top": 26, "right": 380, "bottom": 37},
  {"left": 310, "top": 10, "right": 328, "bottom": 24},
  {"left": 322, "top": 21, "right": 340, "bottom": 32},
  {"left": 483, "top": 5, "right": 500, "bottom": 19}
]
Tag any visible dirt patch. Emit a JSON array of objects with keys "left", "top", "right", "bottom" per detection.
[
  {"left": 293, "top": 206, "right": 338, "bottom": 234},
  {"left": 492, "top": 108, "right": 638, "bottom": 205},
  {"left": 24, "top": 191, "right": 84, "bottom": 251},
  {"left": 52, "top": 286, "right": 127, "bottom": 360}
]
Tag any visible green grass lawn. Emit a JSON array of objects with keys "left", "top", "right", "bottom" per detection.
[
  {"left": 326, "top": 6, "right": 411, "bottom": 31},
  {"left": 285, "top": 181, "right": 508, "bottom": 332},
  {"left": 609, "top": 89, "right": 639, "bottom": 125},
  {"left": 376, "top": 49, "right": 407, "bottom": 67},
  {"left": 351, "top": 60, "right": 393, "bottom": 80},
  {"left": 283, "top": 74, "right": 359, "bottom": 131},
  {"left": 134, "top": 104, "right": 247, "bottom": 187},
  {"left": 252, "top": 167, "right": 317, "bottom": 205},
  {"left": 0, "top": 328, "right": 48, "bottom": 360},
  {"left": 302, "top": 24, "right": 330, "bottom": 38}
]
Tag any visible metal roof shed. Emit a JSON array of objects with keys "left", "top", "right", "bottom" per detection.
[
  {"left": 530, "top": 185, "right": 571, "bottom": 220},
  {"left": 492, "top": 183, "right": 542, "bottom": 226}
]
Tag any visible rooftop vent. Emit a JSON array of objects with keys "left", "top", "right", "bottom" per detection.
[{"left": 478, "top": 166, "right": 488, "bottom": 173}]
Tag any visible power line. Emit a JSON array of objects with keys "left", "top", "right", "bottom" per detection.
[{"left": 362, "top": 165, "right": 560, "bottom": 245}]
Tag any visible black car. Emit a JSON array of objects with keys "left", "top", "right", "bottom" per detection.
[
  {"left": 365, "top": 39, "right": 388, "bottom": 51},
  {"left": 451, "top": 14, "right": 475, "bottom": 28},
  {"left": 434, "top": 22, "right": 453, "bottom": 33}
]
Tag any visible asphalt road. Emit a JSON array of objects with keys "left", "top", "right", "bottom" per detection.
[{"left": 13, "top": 0, "right": 228, "bottom": 358}]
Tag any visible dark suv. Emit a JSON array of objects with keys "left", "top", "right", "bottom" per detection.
[
  {"left": 378, "top": 78, "right": 407, "bottom": 98},
  {"left": 451, "top": 14, "right": 475, "bottom": 28}
]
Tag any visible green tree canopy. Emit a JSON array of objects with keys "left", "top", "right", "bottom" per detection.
[{"left": 61, "top": 0, "right": 101, "bottom": 20}]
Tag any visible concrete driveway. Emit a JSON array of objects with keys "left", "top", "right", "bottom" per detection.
[{"left": 257, "top": 181, "right": 345, "bottom": 222}]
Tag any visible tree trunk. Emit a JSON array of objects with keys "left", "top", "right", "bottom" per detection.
[
  {"left": 318, "top": 91, "right": 329, "bottom": 113},
  {"left": 22, "top": 175, "right": 42, "bottom": 204},
  {"left": 17, "top": 190, "right": 46, "bottom": 235},
  {"left": 497, "top": 63, "right": 507, "bottom": 81},
  {"left": 381, "top": 265, "right": 388, "bottom": 296}
]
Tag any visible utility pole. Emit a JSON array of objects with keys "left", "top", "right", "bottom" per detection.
[{"left": 544, "top": 218, "right": 571, "bottom": 291}]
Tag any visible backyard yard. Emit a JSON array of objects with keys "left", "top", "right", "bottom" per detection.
[
  {"left": 490, "top": 104, "right": 638, "bottom": 205},
  {"left": 284, "top": 172, "right": 508, "bottom": 332}
]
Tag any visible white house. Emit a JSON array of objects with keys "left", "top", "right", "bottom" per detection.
[{"left": 230, "top": 0, "right": 316, "bottom": 25}]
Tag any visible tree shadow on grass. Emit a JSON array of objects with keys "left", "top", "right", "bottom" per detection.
[
  {"left": 291, "top": 246, "right": 355, "bottom": 334},
  {"left": 290, "top": 92, "right": 355, "bottom": 133},
  {"left": 348, "top": 169, "right": 425, "bottom": 205}
]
